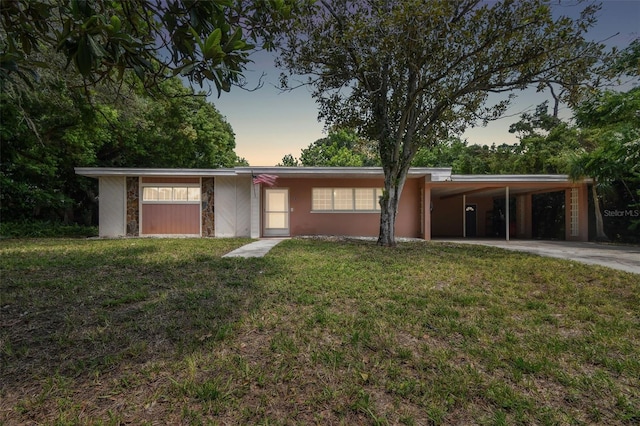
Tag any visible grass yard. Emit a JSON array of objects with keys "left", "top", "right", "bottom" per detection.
[{"left": 1, "top": 237, "right": 638, "bottom": 425}]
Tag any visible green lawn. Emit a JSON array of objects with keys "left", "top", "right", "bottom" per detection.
[{"left": 1, "top": 238, "right": 638, "bottom": 425}]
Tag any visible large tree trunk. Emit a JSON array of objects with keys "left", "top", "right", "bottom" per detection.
[
  {"left": 377, "top": 165, "right": 410, "bottom": 247},
  {"left": 591, "top": 181, "right": 609, "bottom": 242}
]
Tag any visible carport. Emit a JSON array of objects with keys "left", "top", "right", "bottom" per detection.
[{"left": 426, "top": 175, "right": 590, "bottom": 242}]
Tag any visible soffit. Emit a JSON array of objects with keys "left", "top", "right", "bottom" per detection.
[{"left": 429, "top": 179, "right": 584, "bottom": 199}]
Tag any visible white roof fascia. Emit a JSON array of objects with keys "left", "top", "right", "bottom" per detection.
[
  {"left": 75, "top": 167, "right": 237, "bottom": 178},
  {"left": 449, "top": 174, "right": 591, "bottom": 183},
  {"left": 76, "top": 168, "right": 588, "bottom": 184},
  {"left": 235, "top": 166, "right": 453, "bottom": 179}
]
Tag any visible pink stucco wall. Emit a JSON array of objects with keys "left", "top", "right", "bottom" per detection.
[{"left": 274, "top": 177, "right": 423, "bottom": 238}]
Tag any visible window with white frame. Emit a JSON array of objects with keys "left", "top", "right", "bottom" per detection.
[
  {"left": 142, "top": 186, "right": 201, "bottom": 203},
  {"left": 312, "top": 188, "right": 383, "bottom": 212}
]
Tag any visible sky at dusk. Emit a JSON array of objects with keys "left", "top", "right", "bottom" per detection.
[{"left": 212, "top": 0, "right": 640, "bottom": 166}]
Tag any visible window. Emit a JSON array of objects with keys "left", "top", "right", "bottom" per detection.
[
  {"left": 333, "top": 188, "right": 354, "bottom": 210},
  {"left": 312, "top": 188, "right": 332, "bottom": 211},
  {"left": 312, "top": 188, "right": 382, "bottom": 212},
  {"left": 355, "top": 188, "right": 375, "bottom": 210},
  {"left": 158, "top": 187, "right": 172, "bottom": 201},
  {"left": 173, "top": 187, "right": 187, "bottom": 201},
  {"left": 142, "top": 186, "right": 201, "bottom": 203}
]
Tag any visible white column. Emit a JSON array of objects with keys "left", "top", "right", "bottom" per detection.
[{"left": 250, "top": 183, "right": 262, "bottom": 238}]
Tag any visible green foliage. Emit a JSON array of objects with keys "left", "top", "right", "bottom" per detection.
[
  {"left": 301, "top": 128, "right": 379, "bottom": 167},
  {"left": 508, "top": 101, "right": 562, "bottom": 140},
  {"left": 0, "top": 221, "right": 97, "bottom": 238},
  {"left": 412, "top": 138, "right": 469, "bottom": 170},
  {"left": 414, "top": 101, "right": 586, "bottom": 175},
  {"left": 412, "top": 124, "right": 579, "bottom": 176},
  {"left": 123, "top": 77, "right": 240, "bottom": 169},
  {"left": 569, "top": 53, "right": 640, "bottom": 189},
  {"left": 278, "top": 153, "right": 300, "bottom": 166},
  {"left": 612, "top": 39, "right": 640, "bottom": 77},
  {"left": 571, "top": 87, "right": 640, "bottom": 235},
  {"left": 412, "top": 138, "right": 519, "bottom": 174},
  {"left": 1, "top": 56, "right": 240, "bottom": 224},
  {"left": 301, "top": 140, "right": 363, "bottom": 167},
  {"left": 280, "top": 127, "right": 379, "bottom": 167},
  {"left": 0, "top": 65, "right": 98, "bottom": 223},
  {"left": 572, "top": 88, "right": 640, "bottom": 186},
  {"left": 1, "top": 0, "right": 295, "bottom": 95}
]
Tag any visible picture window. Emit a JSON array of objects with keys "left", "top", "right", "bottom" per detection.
[{"left": 312, "top": 188, "right": 382, "bottom": 212}]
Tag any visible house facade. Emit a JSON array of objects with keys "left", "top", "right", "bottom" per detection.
[{"left": 75, "top": 167, "right": 590, "bottom": 241}]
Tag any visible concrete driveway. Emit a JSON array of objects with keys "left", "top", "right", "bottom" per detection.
[{"left": 437, "top": 239, "right": 640, "bottom": 275}]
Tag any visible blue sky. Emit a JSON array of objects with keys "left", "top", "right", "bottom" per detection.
[{"left": 212, "top": 0, "right": 639, "bottom": 166}]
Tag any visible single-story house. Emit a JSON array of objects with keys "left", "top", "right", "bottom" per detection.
[{"left": 74, "top": 167, "right": 590, "bottom": 241}]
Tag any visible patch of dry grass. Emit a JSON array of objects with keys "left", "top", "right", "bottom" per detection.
[{"left": 1, "top": 238, "right": 638, "bottom": 425}]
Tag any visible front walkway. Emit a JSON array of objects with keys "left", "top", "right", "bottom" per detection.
[
  {"left": 222, "top": 238, "right": 288, "bottom": 258},
  {"left": 437, "top": 239, "right": 640, "bottom": 275}
]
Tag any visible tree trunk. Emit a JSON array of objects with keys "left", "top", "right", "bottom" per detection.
[
  {"left": 377, "top": 165, "right": 409, "bottom": 247},
  {"left": 591, "top": 181, "right": 609, "bottom": 242},
  {"left": 377, "top": 188, "right": 399, "bottom": 247}
]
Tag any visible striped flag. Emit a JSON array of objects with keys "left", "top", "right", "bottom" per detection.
[{"left": 252, "top": 174, "right": 278, "bottom": 186}]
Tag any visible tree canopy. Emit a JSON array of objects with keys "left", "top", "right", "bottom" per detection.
[
  {"left": 1, "top": 60, "right": 243, "bottom": 225},
  {"left": 2, "top": 0, "right": 268, "bottom": 227},
  {"left": 277, "top": 0, "right": 609, "bottom": 246},
  {"left": 279, "top": 127, "right": 379, "bottom": 167},
  {"left": 571, "top": 87, "right": 640, "bottom": 187},
  {"left": 1, "top": 0, "right": 295, "bottom": 94}
]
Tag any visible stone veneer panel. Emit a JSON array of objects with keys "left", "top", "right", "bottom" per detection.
[
  {"left": 126, "top": 177, "right": 139, "bottom": 236},
  {"left": 202, "top": 177, "right": 215, "bottom": 237}
]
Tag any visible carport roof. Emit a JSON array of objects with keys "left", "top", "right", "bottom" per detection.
[
  {"left": 451, "top": 174, "right": 586, "bottom": 182},
  {"left": 430, "top": 174, "right": 591, "bottom": 199}
]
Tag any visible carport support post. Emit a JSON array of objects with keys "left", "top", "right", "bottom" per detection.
[
  {"left": 505, "top": 186, "right": 510, "bottom": 241},
  {"left": 423, "top": 185, "right": 432, "bottom": 241}
]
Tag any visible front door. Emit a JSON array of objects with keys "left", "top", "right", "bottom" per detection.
[
  {"left": 465, "top": 204, "right": 477, "bottom": 237},
  {"left": 264, "top": 188, "right": 290, "bottom": 236}
]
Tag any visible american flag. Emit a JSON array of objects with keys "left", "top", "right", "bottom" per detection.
[{"left": 252, "top": 174, "right": 278, "bottom": 186}]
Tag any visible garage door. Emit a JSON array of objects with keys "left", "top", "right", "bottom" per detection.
[{"left": 140, "top": 179, "right": 201, "bottom": 236}]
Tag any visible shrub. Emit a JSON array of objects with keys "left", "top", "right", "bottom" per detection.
[{"left": 0, "top": 221, "right": 98, "bottom": 238}]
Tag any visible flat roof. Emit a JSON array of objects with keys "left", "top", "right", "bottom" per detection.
[
  {"left": 75, "top": 166, "right": 453, "bottom": 181},
  {"left": 235, "top": 167, "right": 452, "bottom": 181},
  {"left": 75, "top": 167, "right": 588, "bottom": 184},
  {"left": 74, "top": 167, "right": 237, "bottom": 177},
  {"left": 449, "top": 174, "right": 590, "bottom": 183}
]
